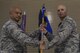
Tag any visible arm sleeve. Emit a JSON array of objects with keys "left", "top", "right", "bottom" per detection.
[
  {"left": 7, "top": 24, "right": 39, "bottom": 47},
  {"left": 45, "top": 32, "right": 54, "bottom": 41},
  {"left": 48, "top": 21, "right": 73, "bottom": 49},
  {"left": 29, "top": 29, "right": 41, "bottom": 38}
]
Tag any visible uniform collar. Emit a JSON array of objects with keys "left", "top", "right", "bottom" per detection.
[
  {"left": 58, "top": 16, "right": 69, "bottom": 27},
  {"left": 61, "top": 16, "right": 69, "bottom": 23},
  {"left": 9, "top": 18, "right": 19, "bottom": 25}
]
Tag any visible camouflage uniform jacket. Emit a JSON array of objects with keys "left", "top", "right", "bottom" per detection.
[
  {"left": 47, "top": 16, "right": 79, "bottom": 53},
  {"left": 0, "top": 19, "right": 40, "bottom": 53}
]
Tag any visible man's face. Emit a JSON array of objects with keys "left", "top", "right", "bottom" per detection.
[
  {"left": 57, "top": 5, "right": 67, "bottom": 20},
  {"left": 10, "top": 8, "right": 22, "bottom": 22}
]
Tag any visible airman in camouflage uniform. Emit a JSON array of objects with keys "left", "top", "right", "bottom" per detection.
[
  {"left": 40, "top": 5, "right": 79, "bottom": 53},
  {"left": 0, "top": 6, "right": 40, "bottom": 53},
  {"left": 47, "top": 16, "right": 79, "bottom": 53}
]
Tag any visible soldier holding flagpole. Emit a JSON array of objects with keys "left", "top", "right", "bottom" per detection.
[
  {"left": 0, "top": 6, "right": 45, "bottom": 53},
  {"left": 40, "top": 5, "right": 79, "bottom": 53}
]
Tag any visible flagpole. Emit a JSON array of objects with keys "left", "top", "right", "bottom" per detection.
[
  {"left": 39, "top": 4, "right": 46, "bottom": 53},
  {"left": 39, "top": 4, "right": 53, "bottom": 53},
  {"left": 40, "top": 17, "right": 45, "bottom": 53}
]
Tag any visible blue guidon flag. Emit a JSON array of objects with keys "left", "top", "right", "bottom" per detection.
[{"left": 38, "top": 5, "right": 53, "bottom": 34}]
